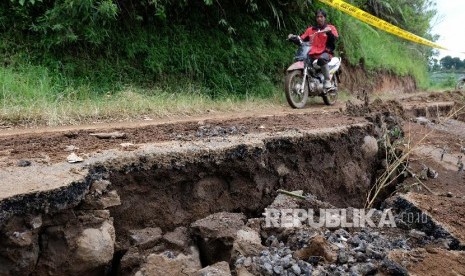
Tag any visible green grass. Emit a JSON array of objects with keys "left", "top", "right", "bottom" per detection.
[
  {"left": 0, "top": 11, "right": 438, "bottom": 126},
  {"left": 0, "top": 65, "right": 283, "bottom": 125},
  {"left": 428, "top": 71, "right": 465, "bottom": 90},
  {"left": 338, "top": 16, "right": 429, "bottom": 88}
]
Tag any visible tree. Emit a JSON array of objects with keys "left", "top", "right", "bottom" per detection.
[{"left": 439, "top": 55, "right": 465, "bottom": 70}]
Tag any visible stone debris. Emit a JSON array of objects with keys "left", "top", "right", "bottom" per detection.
[
  {"left": 232, "top": 227, "right": 266, "bottom": 259},
  {"left": 419, "top": 164, "right": 438, "bottom": 180},
  {"left": 134, "top": 247, "right": 202, "bottom": 276},
  {"left": 64, "top": 145, "right": 79, "bottom": 152},
  {"left": 361, "top": 135, "right": 379, "bottom": 159},
  {"left": 163, "top": 226, "right": 190, "bottom": 251},
  {"left": 16, "top": 159, "right": 31, "bottom": 167},
  {"left": 415, "top": 116, "right": 432, "bottom": 126},
  {"left": 120, "top": 142, "right": 137, "bottom": 149},
  {"left": 129, "top": 227, "right": 163, "bottom": 249},
  {"left": 191, "top": 212, "right": 246, "bottom": 265},
  {"left": 67, "top": 152, "right": 84, "bottom": 163},
  {"left": 89, "top": 131, "right": 127, "bottom": 139},
  {"left": 74, "top": 221, "right": 116, "bottom": 273},
  {"left": 82, "top": 189, "right": 121, "bottom": 209},
  {"left": 457, "top": 156, "right": 464, "bottom": 173},
  {"left": 293, "top": 235, "right": 337, "bottom": 263},
  {"left": 194, "top": 261, "right": 232, "bottom": 276},
  {"left": 2, "top": 185, "right": 462, "bottom": 276}
]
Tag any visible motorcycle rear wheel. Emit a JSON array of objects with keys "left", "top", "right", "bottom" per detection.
[
  {"left": 285, "top": 70, "right": 309, "bottom": 109},
  {"left": 456, "top": 79, "right": 465, "bottom": 91}
]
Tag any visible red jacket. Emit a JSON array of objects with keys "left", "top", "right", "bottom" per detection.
[{"left": 300, "top": 24, "right": 338, "bottom": 59}]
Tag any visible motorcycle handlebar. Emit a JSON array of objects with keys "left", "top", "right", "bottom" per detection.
[{"left": 287, "top": 34, "right": 302, "bottom": 46}]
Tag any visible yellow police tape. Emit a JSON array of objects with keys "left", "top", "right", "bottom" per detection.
[{"left": 318, "top": 0, "right": 448, "bottom": 50}]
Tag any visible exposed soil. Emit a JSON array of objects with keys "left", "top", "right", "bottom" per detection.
[
  {"left": 0, "top": 112, "right": 363, "bottom": 166},
  {"left": 1, "top": 90, "right": 465, "bottom": 276},
  {"left": 389, "top": 248, "right": 465, "bottom": 276}
]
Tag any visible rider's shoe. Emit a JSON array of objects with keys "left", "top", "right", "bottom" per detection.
[{"left": 323, "top": 80, "right": 333, "bottom": 89}]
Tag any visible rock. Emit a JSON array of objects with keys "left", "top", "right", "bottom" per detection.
[
  {"left": 26, "top": 215, "right": 43, "bottom": 230},
  {"left": 409, "top": 229, "right": 426, "bottom": 239},
  {"left": 67, "top": 152, "right": 84, "bottom": 163},
  {"left": 275, "top": 163, "right": 291, "bottom": 177},
  {"left": 74, "top": 220, "right": 115, "bottom": 273},
  {"left": 191, "top": 212, "right": 246, "bottom": 264},
  {"left": 291, "top": 264, "right": 301, "bottom": 275},
  {"left": 191, "top": 212, "right": 246, "bottom": 239},
  {"left": 0, "top": 218, "right": 39, "bottom": 276},
  {"left": 120, "top": 142, "right": 136, "bottom": 149},
  {"left": 135, "top": 247, "right": 202, "bottom": 276},
  {"left": 366, "top": 244, "right": 384, "bottom": 259},
  {"left": 361, "top": 135, "right": 378, "bottom": 158},
  {"left": 293, "top": 235, "right": 337, "bottom": 263},
  {"left": 273, "top": 265, "right": 283, "bottom": 274},
  {"left": 380, "top": 259, "right": 408, "bottom": 276},
  {"left": 76, "top": 210, "right": 111, "bottom": 225},
  {"left": 194, "top": 261, "right": 231, "bottom": 276},
  {"left": 232, "top": 227, "right": 265, "bottom": 258},
  {"left": 243, "top": 257, "right": 252, "bottom": 267},
  {"left": 163, "top": 226, "right": 190, "bottom": 250},
  {"left": 268, "top": 190, "right": 304, "bottom": 209},
  {"left": 17, "top": 160, "right": 31, "bottom": 167},
  {"left": 7, "top": 230, "right": 34, "bottom": 248},
  {"left": 90, "top": 180, "right": 111, "bottom": 195},
  {"left": 355, "top": 251, "right": 367, "bottom": 262},
  {"left": 415, "top": 117, "right": 431, "bottom": 125},
  {"left": 281, "top": 254, "right": 292, "bottom": 268},
  {"left": 64, "top": 145, "right": 79, "bottom": 152},
  {"left": 427, "top": 167, "right": 438, "bottom": 179},
  {"left": 262, "top": 262, "right": 273, "bottom": 275},
  {"left": 82, "top": 190, "right": 121, "bottom": 210},
  {"left": 89, "top": 131, "right": 126, "bottom": 139},
  {"left": 120, "top": 247, "right": 142, "bottom": 275},
  {"left": 245, "top": 218, "right": 263, "bottom": 233},
  {"left": 337, "top": 250, "right": 349, "bottom": 264},
  {"left": 129, "top": 227, "right": 163, "bottom": 249},
  {"left": 354, "top": 240, "right": 367, "bottom": 252},
  {"left": 236, "top": 267, "right": 255, "bottom": 276}
]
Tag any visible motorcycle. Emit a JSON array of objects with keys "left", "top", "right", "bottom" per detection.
[
  {"left": 285, "top": 34, "right": 342, "bottom": 108},
  {"left": 456, "top": 76, "right": 465, "bottom": 91}
]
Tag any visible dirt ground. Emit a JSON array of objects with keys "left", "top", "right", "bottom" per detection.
[
  {"left": 0, "top": 112, "right": 366, "bottom": 166},
  {"left": 1, "top": 90, "right": 465, "bottom": 275},
  {"left": 389, "top": 248, "right": 465, "bottom": 276},
  {"left": 0, "top": 91, "right": 461, "bottom": 166}
]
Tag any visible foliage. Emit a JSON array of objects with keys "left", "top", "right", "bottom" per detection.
[
  {"left": 0, "top": 0, "right": 440, "bottom": 122},
  {"left": 337, "top": 15, "right": 429, "bottom": 86},
  {"left": 439, "top": 56, "right": 465, "bottom": 70},
  {"left": 1, "top": 0, "right": 118, "bottom": 46},
  {"left": 362, "top": 0, "right": 437, "bottom": 36}
]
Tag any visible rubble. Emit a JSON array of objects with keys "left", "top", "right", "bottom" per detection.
[{"left": 191, "top": 212, "right": 246, "bottom": 265}]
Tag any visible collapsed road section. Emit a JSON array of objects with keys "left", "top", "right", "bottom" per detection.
[
  {"left": 1, "top": 92, "right": 464, "bottom": 276},
  {"left": 0, "top": 121, "right": 382, "bottom": 275}
]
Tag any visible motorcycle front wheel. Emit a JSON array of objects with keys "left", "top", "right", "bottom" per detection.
[
  {"left": 285, "top": 70, "right": 309, "bottom": 109},
  {"left": 456, "top": 79, "right": 465, "bottom": 91}
]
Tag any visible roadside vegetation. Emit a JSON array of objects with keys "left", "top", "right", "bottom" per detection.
[{"left": 1, "top": 0, "right": 439, "bottom": 125}]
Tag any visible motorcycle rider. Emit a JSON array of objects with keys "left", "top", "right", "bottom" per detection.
[{"left": 290, "top": 9, "right": 339, "bottom": 90}]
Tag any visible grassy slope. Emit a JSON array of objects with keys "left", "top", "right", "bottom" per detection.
[{"left": 0, "top": 11, "right": 436, "bottom": 126}]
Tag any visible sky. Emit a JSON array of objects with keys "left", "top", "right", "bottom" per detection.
[{"left": 430, "top": 0, "right": 465, "bottom": 60}]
